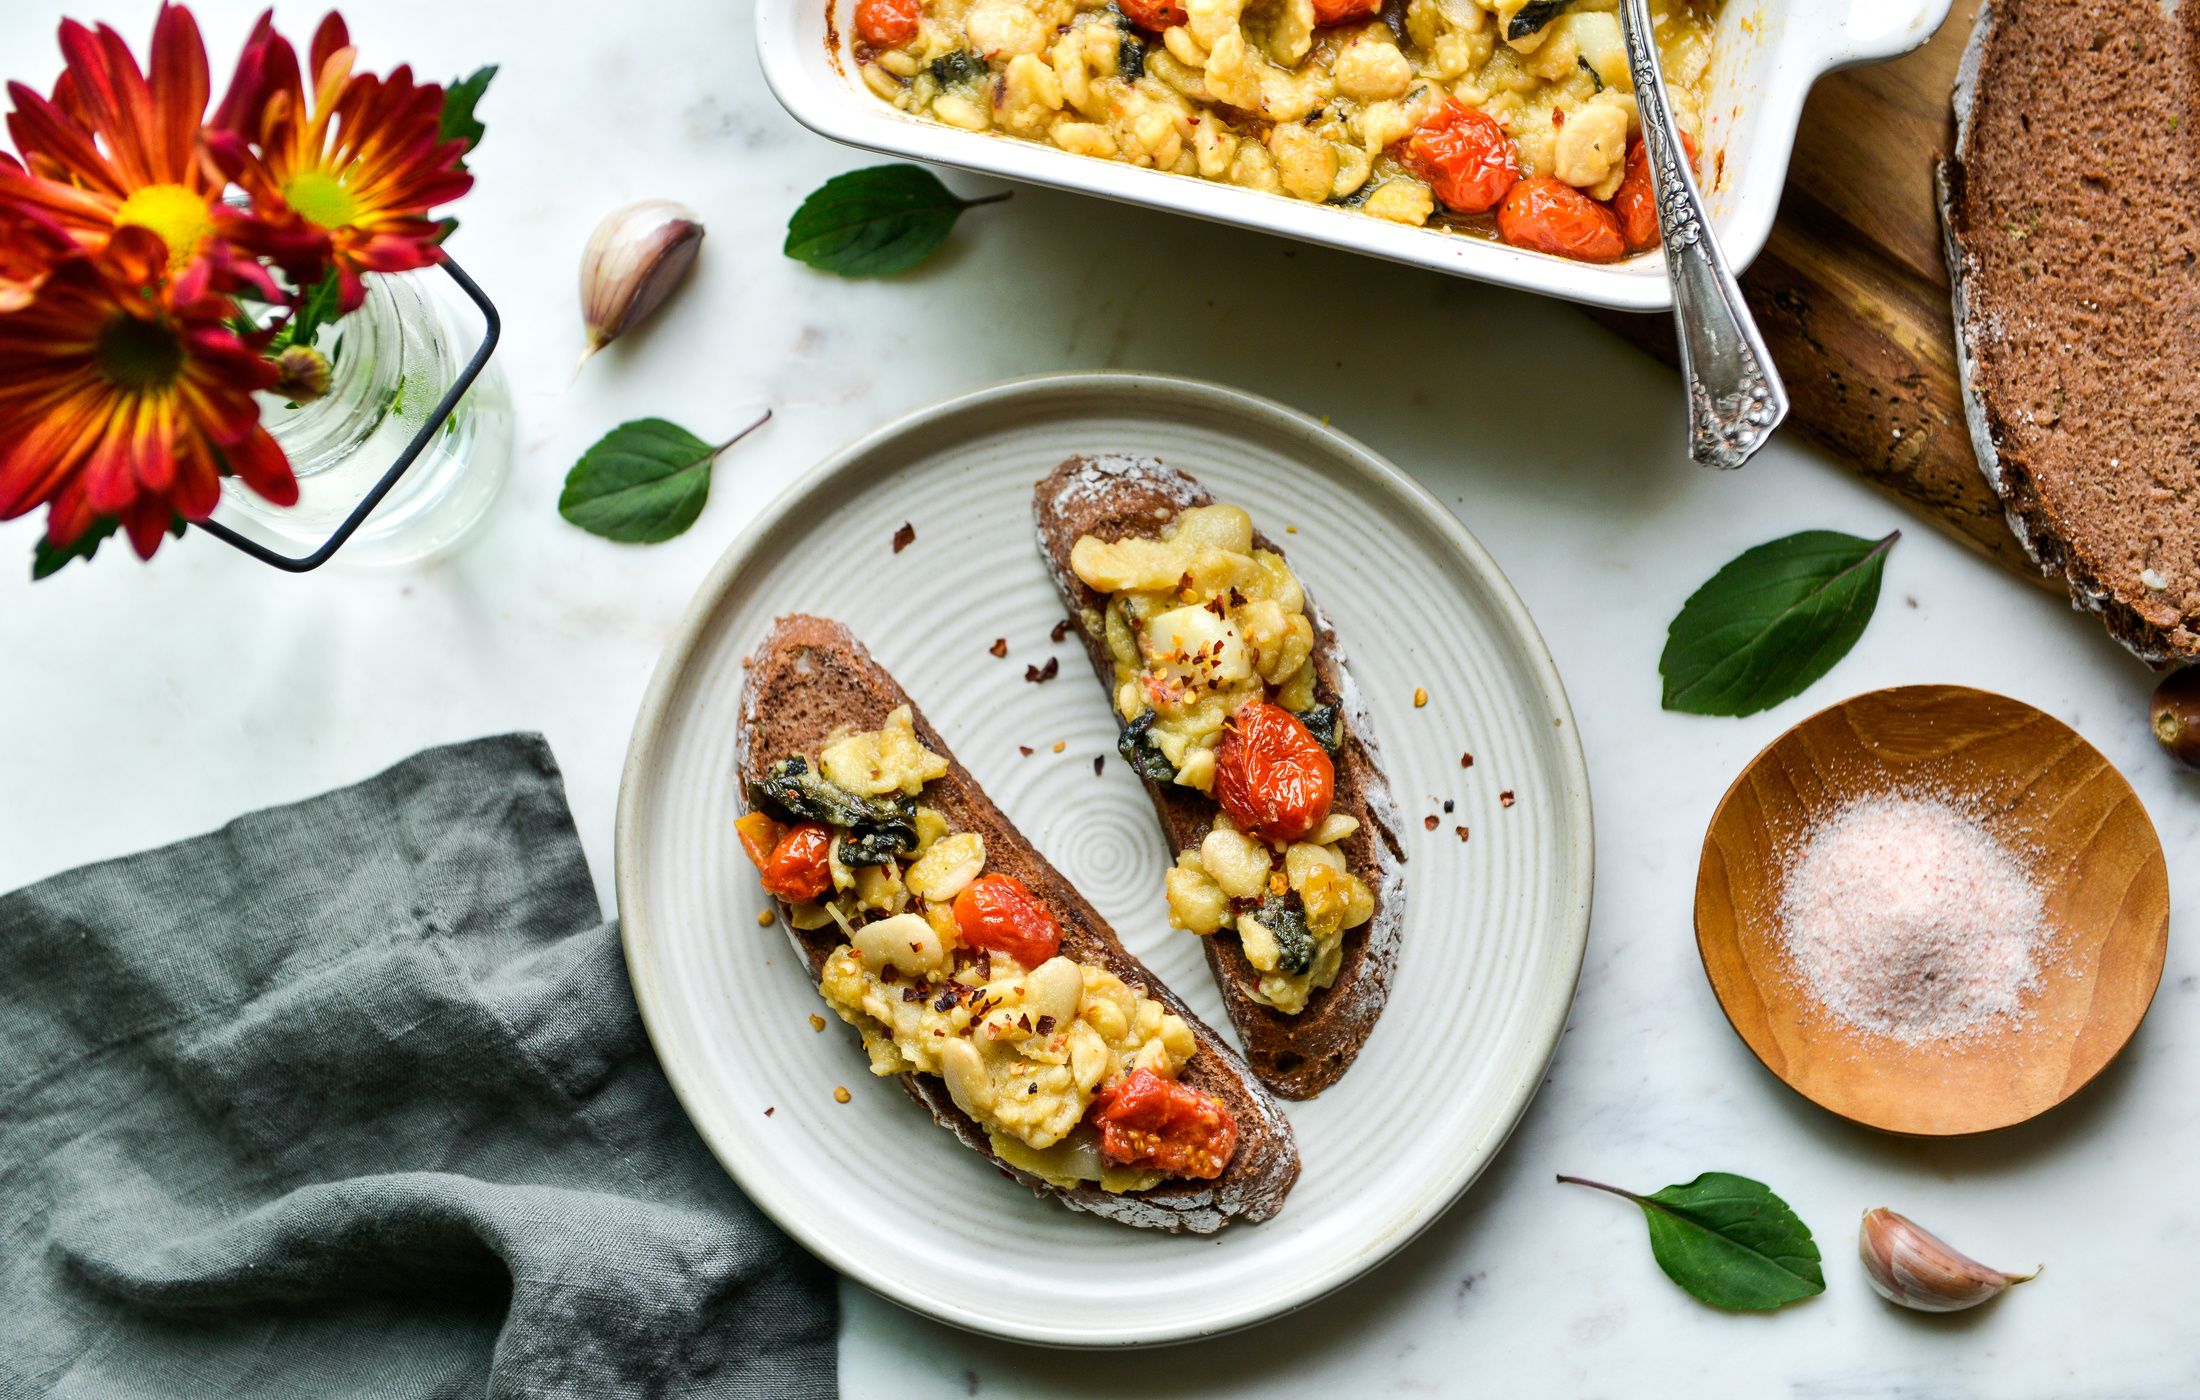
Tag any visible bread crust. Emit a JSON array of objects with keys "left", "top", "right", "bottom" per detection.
[
  {"left": 1940, "top": 0, "right": 2200, "bottom": 665},
  {"left": 1032, "top": 456, "right": 1408, "bottom": 1099},
  {"left": 737, "top": 613, "right": 1299, "bottom": 1232}
]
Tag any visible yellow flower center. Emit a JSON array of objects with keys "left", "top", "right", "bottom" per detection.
[
  {"left": 113, "top": 183, "right": 216, "bottom": 268},
  {"left": 96, "top": 313, "right": 185, "bottom": 392},
  {"left": 281, "top": 169, "right": 360, "bottom": 231}
]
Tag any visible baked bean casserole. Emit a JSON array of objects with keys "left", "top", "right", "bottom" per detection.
[{"left": 849, "top": 0, "right": 1719, "bottom": 262}]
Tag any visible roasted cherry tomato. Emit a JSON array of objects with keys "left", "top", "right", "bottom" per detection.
[
  {"left": 760, "top": 822, "right": 834, "bottom": 904},
  {"left": 952, "top": 874, "right": 1063, "bottom": 967},
  {"left": 854, "top": 0, "right": 922, "bottom": 47},
  {"left": 1394, "top": 101, "right": 1520, "bottom": 214},
  {"left": 1610, "top": 132, "right": 1699, "bottom": 252},
  {"left": 736, "top": 811, "right": 786, "bottom": 871},
  {"left": 1091, "top": 1069, "right": 1238, "bottom": 1179},
  {"left": 1497, "top": 177, "right": 1626, "bottom": 263},
  {"left": 1311, "top": 0, "right": 1382, "bottom": 24},
  {"left": 1117, "top": 0, "right": 1187, "bottom": 28},
  {"left": 1214, "top": 701, "right": 1334, "bottom": 844}
]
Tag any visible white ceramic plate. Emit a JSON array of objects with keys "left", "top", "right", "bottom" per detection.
[{"left": 616, "top": 373, "right": 1593, "bottom": 1346}]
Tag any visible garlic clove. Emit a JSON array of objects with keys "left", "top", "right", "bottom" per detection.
[
  {"left": 1859, "top": 1208, "right": 2038, "bottom": 1313},
  {"left": 577, "top": 199, "right": 705, "bottom": 372}
]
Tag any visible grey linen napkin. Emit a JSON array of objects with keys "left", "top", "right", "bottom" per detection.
[{"left": 0, "top": 734, "right": 837, "bottom": 1399}]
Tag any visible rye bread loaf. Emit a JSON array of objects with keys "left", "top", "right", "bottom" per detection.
[
  {"left": 1032, "top": 457, "right": 1408, "bottom": 1100},
  {"left": 1940, "top": 0, "right": 2200, "bottom": 664},
  {"left": 737, "top": 614, "right": 1299, "bottom": 1232}
]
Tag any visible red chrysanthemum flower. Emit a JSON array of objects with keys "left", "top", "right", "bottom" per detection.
[
  {"left": 0, "top": 176, "right": 75, "bottom": 311},
  {"left": 213, "top": 12, "right": 472, "bottom": 311},
  {"left": 0, "top": 5, "right": 268, "bottom": 296},
  {"left": 0, "top": 225, "right": 296, "bottom": 560}
]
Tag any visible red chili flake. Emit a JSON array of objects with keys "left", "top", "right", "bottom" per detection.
[
  {"left": 989, "top": 638, "right": 1008, "bottom": 658},
  {"left": 1423, "top": 814, "right": 1439, "bottom": 831},
  {"left": 1025, "top": 657, "right": 1059, "bottom": 684},
  {"left": 932, "top": 990, "right": 958, "bottom": 1012},
  {"left": 1455, "top": 825, "right": 1470, "bottom": 842},
  {"left": 1552, "top": 107, "right": 1566, "bottom": 128},
  {"left": 891, "top": 522, "right": 917, "bottom": 553},
  {"left": 880, "top": 964, "right": 901, "bottom": 985},
  {"left": 1500, "top": 790, "right": 1516, "bottom": 808},
  {"left": 1035, "top": 1015, "right": 1057, "bottom": 1035},
  {"left": 901, "top": 986, "right": 922, "bottom": 1002},
  {"left": 1093, "top": 756, "right": 1105, "bottom": 776},
  {"left": 1027, "top": 1082, "right": 1039, "bottom": 1094},
  {"left": 1460, "top": 752, "right": 1475, "bottom": 769},
  {"left": 764, "top": 1106, "right": 775, "bottom": 1116},
  {"left": 1050, "top": 619, "right": 1073, "bottom": 642},
  {"left": 1443, "top": 799, "right": 1454, "bottom": 813},
  {"left": 1018, "top": 745, "right": 1034, "bottom": 757}
]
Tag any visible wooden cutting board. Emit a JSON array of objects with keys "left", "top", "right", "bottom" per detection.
[{"left": 1596, "top": 3, "right": 2052, "bottom": 588}]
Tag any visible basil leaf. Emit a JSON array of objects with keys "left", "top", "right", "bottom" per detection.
[
  {"left": 440, "top": 66, "right": 497, "bottom": 159},
  {"left": 1560, "top": 1174, "right": 1824, "bottom": 1312},
  {"left": 1659, "top": 529, "right": 1899, "bottom": 717},
  {"left": 784, "top": 165, "right": 1008, "bottom": 277},
  {"left": 558, "top": 412, "right": 769, "bottom": 543}
]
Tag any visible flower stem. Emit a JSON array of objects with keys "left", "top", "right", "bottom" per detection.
[{"left": 962, "top": 191, "right": 1014, "bottom": 209}]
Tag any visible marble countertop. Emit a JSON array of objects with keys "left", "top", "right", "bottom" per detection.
[{"left": 2, "top": 2, "right": 2191, "bottom": 1394}]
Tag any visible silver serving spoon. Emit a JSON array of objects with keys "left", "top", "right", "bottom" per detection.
[{"left": 1619, "top": 0, "right": 1788, "bottom": 469}]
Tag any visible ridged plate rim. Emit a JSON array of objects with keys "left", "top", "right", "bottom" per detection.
[{"left": 615, "top": 371, "right": 1594, "bottom": 1346}]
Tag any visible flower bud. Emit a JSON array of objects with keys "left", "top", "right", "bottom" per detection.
[
  {"left": 270, "top": 344, "right": 332, "bottom": 405},
  {"left": 1859, "top": 1208, "right": 2037, "bottom": 1312}
]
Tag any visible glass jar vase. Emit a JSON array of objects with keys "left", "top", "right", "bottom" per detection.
[{"left": 210, "top": 266, "right": 512, "bottom": 567}]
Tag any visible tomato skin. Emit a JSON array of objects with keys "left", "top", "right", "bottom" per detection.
[
  {"left": 1214, "top": 702, "right": 1334, "bottom": 844},
  {"left": 1117, "top": 0, "right": 1187, "bottom": 27},
  {"left": 1092, "top": 1069, "right": 1238, "bottom": 1179},
  {"left": 1497, "top": 177, "right": 1626, "bottom": 263},
  {"left": 854, "top": 0, "right": 921, "bottom": 47},
  {"left": 1611, "top": 132, "right": 1699, "bottom": 252},
  {"left": 737, "top": 811, "right": 786, "bottom": 871},
  {"left": 1394, "top": 101, "right": 1520, "bottom": 215},
  {"left": 761, "top": 823, "right": 835, "bottom": 904},
  {"left": 952, "top": 874, "right": 1064, "bottom": 967},
  {"left": 1310, "top": 0, "right": 1382, "bottom": 24}
]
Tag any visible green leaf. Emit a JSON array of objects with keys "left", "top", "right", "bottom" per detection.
[
  {"left": 783, "top": 165, "right": 1008, "bottom": 277},
  {"left": 276, "top": 268, "right": 343, "bottom": 352},
  {"left": 31, "top": 518, "right": 119, "bottom": 580},
  {"left": 1659, "top": 529, "right": 1899, "bottom": 717},
  {"left": 440, "top": 66, "right": 497, "bottom": 159},
  {"left": 31, "top": 514, "right": 183, "bottom": 580},
  {"left": 1560, "top": 1174, "right": 1824, "bottom": 1312},
  {"left": 557, "top": 412, "right": 770, "bottom": 543}
]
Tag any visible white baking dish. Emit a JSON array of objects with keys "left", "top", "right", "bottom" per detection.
[{"left": 758, "top": 0, "right": 1950, "bottom": 310}]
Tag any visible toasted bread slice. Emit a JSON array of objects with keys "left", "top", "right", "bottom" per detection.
[
  {"left": 1033, "top": 457, "right": 1407, "bottom": 1099},
  {"left": 1941, "top": 0, "right": 2200, "bottom": 663},
  {"left": 737, "top": 614, "right": 1299, "bottom": 1232}
]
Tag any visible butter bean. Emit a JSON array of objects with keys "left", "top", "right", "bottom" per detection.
[
  {"left": 1023, "top": 957, "right": 1085, "bottom": 1026},
  {"left": 853, "top": 912, "right": 944, "bottom": 976},
  {"left": 938, "top": 1038, "right": 993, "bottom": 1118}
]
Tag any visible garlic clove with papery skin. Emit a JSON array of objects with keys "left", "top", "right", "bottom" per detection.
[
  {"left": 1859, "top": 1208, "right": 2038, "bottom": 1313},
  {"left": 577, "top": 199, "right": 705, "bottom": 373}
]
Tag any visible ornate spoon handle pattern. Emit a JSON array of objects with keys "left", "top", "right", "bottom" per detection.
[{"left": 1620, "top": 0, "right": 1788, "bottom": 470}]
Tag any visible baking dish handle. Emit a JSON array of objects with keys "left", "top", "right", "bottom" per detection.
[{"left": 1830, "top": 0, "right": 1957, "bottom": 68}]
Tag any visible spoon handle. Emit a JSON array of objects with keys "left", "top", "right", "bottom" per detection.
[{"left": 1620, "top": 0, "right": 1788, "bottom": 470}]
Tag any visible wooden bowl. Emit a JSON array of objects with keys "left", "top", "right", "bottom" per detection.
[{"left": 1696, "top": 685, "right": 2170, "bottom": 1135}]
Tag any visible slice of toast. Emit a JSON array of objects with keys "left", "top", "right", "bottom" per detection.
[
  {"left": 1940, "top": 0, "right": 2200, "bottom": 664},
  {"left": 737, "top": 614, "right": 1299, "bottom": 1232},
  {"left": 1033, "top": 457, "right": 1407, "bottom": 1099}
]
